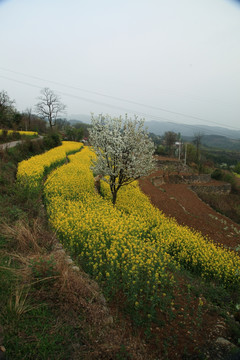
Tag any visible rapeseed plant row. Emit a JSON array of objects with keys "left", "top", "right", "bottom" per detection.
[
  {"left": 0, "top": 129, "right": 38, "bottom": 136},
  {"left": 101, "top": 180, "right": 240, "bottom": 286},
  {"left": 44, "top": 148, "right": 176, "bottom": 322},
  {"left": 43, "top": 147, "right": 240, "bottom": 322},
  {"left": 17, "top": 141, "right": 83, "bottom": 194}
]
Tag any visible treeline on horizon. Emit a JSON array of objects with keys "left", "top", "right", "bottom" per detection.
[
  {"left": 1, "top": 88, "right": 240, "bottom": 169},
  {"left": 0, "top": 89, "right": 90, "bottom": 141}
]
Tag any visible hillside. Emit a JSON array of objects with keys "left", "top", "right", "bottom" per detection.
[
  {"left": 69, "top": 116, "right": 240, "bottom": 151},
  {"left": 1, "top": 141, "right": 240, "bottom": 359},
  {"left": 183, "top": 134, "right": 240, "bottom": 151},
  {"left": 145, "top": 120, "right": 240, "bottom": 140},
  {"left": 139, "top": 163, "right": 240, "bottom": 248}
]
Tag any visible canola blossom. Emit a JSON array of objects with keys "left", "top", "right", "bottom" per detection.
[
  {"left": 44, "top": 148, "right": 176, "bottom": 317},
  {"left": 43, "top": 147, "right": 240, "bottom": 321},
  {"left": 0, "top": 129, "right": 38, "bottom": 137},
  {"left": 101, "top": 180, "right": 240, "bottom": 286},
  {"left": 17, "top": 141, "right": 83, "bottom": 194}
]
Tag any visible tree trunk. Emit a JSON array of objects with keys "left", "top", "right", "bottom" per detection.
[{"left": 112, "top": 190, "right": 117, "bottom": 205}]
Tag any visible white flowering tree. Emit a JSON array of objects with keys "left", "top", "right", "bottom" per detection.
[{"left": 89, "top": 114, "right": 156, "bottom": 205}]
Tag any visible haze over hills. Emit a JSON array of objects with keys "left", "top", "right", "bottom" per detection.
[
  {"left": 69, "top": 114, "right": 240, "bottom": 140},
  {"left": 145, "top": 121, "right": 240, "bottom": 140},
  {"left": 185, "top": 135, "right": 240, "bottom": 151},
  {"left": 69, "top": 114, "right": 91, "bottom": 124},
  {"left": 145, "top": 121, "right": 240, "bottom": 151}
]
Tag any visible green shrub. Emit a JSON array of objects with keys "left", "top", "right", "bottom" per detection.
[
  {"left": 43, "top": 132, "right": 62, "bottom": 150},
  {"left": 211, "top": 168, "right": 238, "bottom": 193},
  {"left": 29, "top": 256, "right": 58, "bottom": 280},
  {"left": 11, "top": 131, "right": 21, "bottom": 141},
  {"left": 6, "top": 139, "right": 45, "bottom": 163},
  {"left": 211, "top": 168, "right": 223, "bottom": 180},
  {"left": 155, "top": 144, "right": 166, "bottom": 155},
  {"left": 234, "top": 162, "right": 240, "bottom": 175},
  {"left": 0, "top": 129, "right": 8, "bottom": 141}
]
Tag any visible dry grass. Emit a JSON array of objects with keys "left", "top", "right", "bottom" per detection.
[
  {"left": 1, "top": 218, "right": 55, "bottom": 254},
  {"left": 46, "top": 256, "right": 152, "bottom": 359},
  {"left": 8, "top": 284, "right": 41, "bottom": 319},
  {"left": 0, "top": 217, "right": 152, "bottom": 359}
]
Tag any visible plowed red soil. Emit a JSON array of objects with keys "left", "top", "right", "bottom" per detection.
[
  {"left": 139, "top": 173, "right": 240, "bottom": 249},
  {"left": 137, "top": 170, "right": 240, "bottom": 358}
]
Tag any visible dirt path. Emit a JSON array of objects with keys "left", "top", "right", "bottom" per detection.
[
  {"left": 139, "top": 176, "right": 240, "bottom": 249},
  {"left": 0, "top": 136, "right": 43, "bottom": 150},
  {"left": 0, "top": 139, "right": 23, "bottom": 149}
]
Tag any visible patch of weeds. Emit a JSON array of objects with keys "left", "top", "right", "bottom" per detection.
[
  {"left": 197, "top": 191, "right": 240, "bottom": 225},
  {"left": 3, "top": 304, "right": 75, "bottom": 360},
  {"left": 14, "top": 182, "right": 39, "bottom": 202},
  {"left": 177, "top": 268, "right": 239, "bottom": 314},
  {"left": 7, "top": 284, "right": 40, "bottom": 320},
  {"left": 0, "top": 256, "right": 17, "bottom": 308},
  {"left": 29, "top": 256, "right": 58, "bottom": 280},
  {"left": 115, "top": 344, "right": 133, "bottom": 360},
  {"left": 0, "top": 234, "right": 6, "bottom": 249},
  {"left": 159, "top": 187, "right": 166, "bottom": 192},
  {"left": 10, "top": 186, "right": 44, "bottom": 219},
  {"left": 4, "top": 205, "right": 26, "bottom": 222},
  {"left": 202, "top": 283, "right": 236, "bottom": 309},
  {"left": 3, "top": 160, "right": 16, "bottom": 171},
  {"left": 182, "top": 351, "right": 206, "bottom": 360},
  {"left": 226, "top": 317, "right": 240, "bottom": 346},
  {"left": 0, "top": 254, "right": 78, "bottom": 360},
  {"left": 0, "top": 174, "right": 4, "bottom": 185}
]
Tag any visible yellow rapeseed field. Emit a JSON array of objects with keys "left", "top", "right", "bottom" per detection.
[
  {"left": 17, "top": 141, "right": 83, "bottom": 193},
  {"left": 0, "top": 129, "right": 38, "bottom": 136},
  {"left": 43, "top": 146, "right": 240, "bottom": 319}
]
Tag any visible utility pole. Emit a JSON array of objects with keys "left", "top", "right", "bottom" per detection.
[
  {"left": 175, "top": 141, "right": 182, "bottom": 161},
  {"left": 184, "top": 143, "right": 187, "bottom": 165}
]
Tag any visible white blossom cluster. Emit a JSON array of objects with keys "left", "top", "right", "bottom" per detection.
[{"left": 89, "top": 114, "right": 156, "bottom": 203}]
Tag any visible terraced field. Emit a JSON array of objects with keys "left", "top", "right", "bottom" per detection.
[
  {"left": 139, "top": 176, "right": 240, "bottom": 249},
  {"left": 13, "top": 143, "right": 240, "bottom": 359}
]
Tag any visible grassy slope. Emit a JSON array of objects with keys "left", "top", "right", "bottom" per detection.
[{"left": 0, "top": 142, "right": 146, "bottom": 360}]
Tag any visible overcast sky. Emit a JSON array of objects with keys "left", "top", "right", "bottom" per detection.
[{"left": 0, "top": 0, "right": 240, "bottom": 130}]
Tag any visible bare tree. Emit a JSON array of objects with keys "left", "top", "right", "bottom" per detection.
[{"left": 35, "top": 88, "right": 66, "bottom": 130}]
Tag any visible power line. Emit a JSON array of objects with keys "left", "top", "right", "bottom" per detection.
[
  {"left": 0, "top": 74, "right": 159, "bottom": 113},
  {"left": 0, "top": 74, "right": 174, "bottom": 119},
  {"left": 1, "top": 66, "right": 239, "bottom": 131},
  {"left": 0, "top": 73, "right": 240, "bottom": 139}
]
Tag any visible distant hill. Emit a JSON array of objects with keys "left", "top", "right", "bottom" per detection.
[
  {"left": 69, "top": 114, "right": 91, "bottom": 124},
  {"left": 145, "top": 120, "right": 240, "bottom": 140},
  {"left": 68, "top": 115, "right": 240, "bottom": 150},
  {"left": 145, "top": 121, "right": 240, "bottom": 151},
  {"left": 183, "top": 134, "right": 240, "bottom": 151}
]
